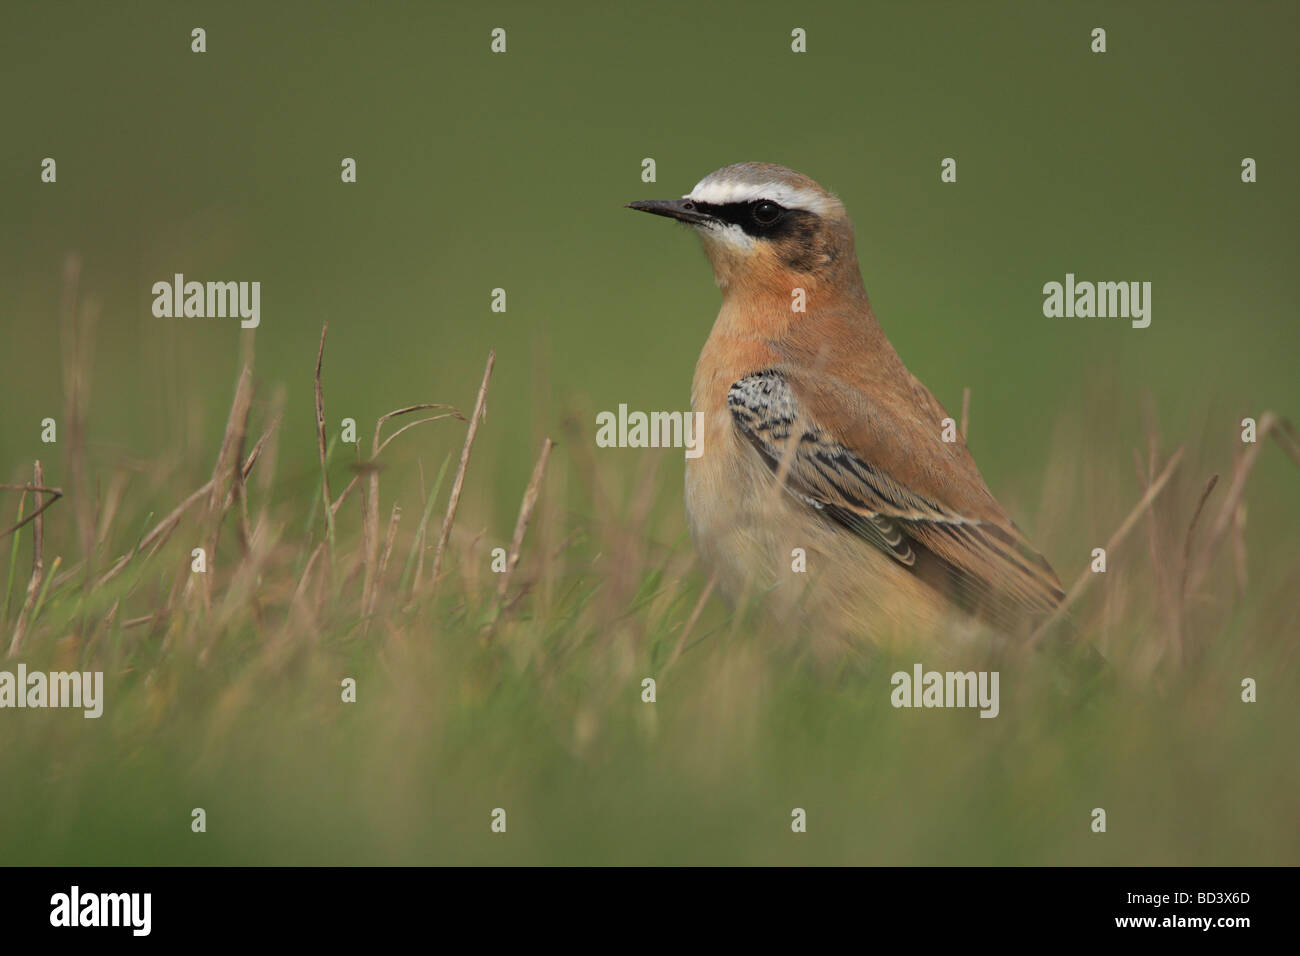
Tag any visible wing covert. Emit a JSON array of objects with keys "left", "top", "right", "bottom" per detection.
[{"left": 727, "top": 369, "right": 1064, "bottom": 622}]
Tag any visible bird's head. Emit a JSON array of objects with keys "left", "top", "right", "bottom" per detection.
[{"left": 627, "top": 162, "right": 863, "bottom": 295}]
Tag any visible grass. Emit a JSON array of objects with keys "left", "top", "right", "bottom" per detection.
[{"left": 1, "top": 270, "right": 1298, "bottom": 865}]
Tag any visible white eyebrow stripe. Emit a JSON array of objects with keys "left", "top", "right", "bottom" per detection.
[{"left": 685, "top": 179, "right": 832, "bottom": 215}]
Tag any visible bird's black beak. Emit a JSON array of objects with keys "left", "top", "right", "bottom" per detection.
[{"left": 625, "top": 198, "right": 714, "bottom": 225}]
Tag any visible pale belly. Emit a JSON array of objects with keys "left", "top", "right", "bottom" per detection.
[{"left": 684, "top": 408, "right": 964, "bottom": 655}]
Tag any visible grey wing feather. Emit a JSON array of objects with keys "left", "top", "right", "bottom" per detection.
[
  {"left": 727, "top": 369, "right": 1063, "bottom": 622},
  {"left": 727, "top": 372, "right": 917, "bottom": 567}
]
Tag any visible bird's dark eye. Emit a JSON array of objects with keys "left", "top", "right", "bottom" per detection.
[{"left": 752, "top": 201, "right": 782, "bottom": 226}]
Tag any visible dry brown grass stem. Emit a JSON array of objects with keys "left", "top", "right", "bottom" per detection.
[
  {"left": 171, "top": 364, "right": 255, "bottom": 614},
  {"left": 95, "top": 418, "right": 277, "bottom": 589},
  {"left": 496, "top": 437, "right": 554, "bottom": 603},
  {"left": 94, "top": 469, "right": 132, "bottom": 557},
  {"left": 209, "top": 366, "right": 255, "bottom": 537},
  {"left": 0, "top": 483, "right": 64, "bottom": 540},
  {"left": 960, "top": 386, "right": 971, "bottom": 442},
  {"left": 1030, "top": 445, "right": 1185, "bottom": 646},
  {"left": 314, "top": 323, "right": 333, "bottom": 568},
  {"left": 663, "top": 573, "right": 717, "bottom": 674},
  {"left": 362, "top": 404, "right": 465, "bottom": 618},
  {"left": 1179, "top": 474, "right": 1220, "bottom": 613},
  {"left": 374, "top": 405, "right": 465, "bottom": 458},
  {"left": 1230, "top": 497, "right": 1248, "bottom": 598},
  {"left": 7, "top": 461, "right": 47, "bottom": 657},
  {"left": 430, "top": 350, "right": 494, "bottom": 589},
  {"left": 1186, "top": 412, "right": 1278, "bottom": 596},
  {"left": 1270, "top": 417, "right": 1300, "bottom": 469},
  {"left": 329, "top": 476, "right": 360, "bottom": 518},
  {"left": 291, "top": 541, "right": 326, "bottom": 610},
  {"left": 365, "top": 503, "right": 402, "bottom": 622}
]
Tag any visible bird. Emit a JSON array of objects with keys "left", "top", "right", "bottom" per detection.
[{"left": 627, "top": 162, "right": 1065, "bottom": 656}]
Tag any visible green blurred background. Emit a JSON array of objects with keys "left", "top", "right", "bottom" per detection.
[
  {"left": 0, "top": 1, "right": 1296, "bottom": 865},
  {"left": 3, "top": 0, "right": 1296, "bottom": 510}
]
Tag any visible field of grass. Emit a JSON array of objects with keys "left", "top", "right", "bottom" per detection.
[
  {"left": 1, "top": 0, "right": 1296, "bottom": 866},
  {"left": 1, "top": 281, "right": 1296, "bottom": 864}
]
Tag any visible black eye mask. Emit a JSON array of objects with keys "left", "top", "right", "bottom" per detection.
[{"left": 689, "top": 200, "right": 819, "bottom": 240}]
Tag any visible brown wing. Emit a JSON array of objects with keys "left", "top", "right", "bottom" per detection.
[{"left": 727, "top": 369, "right": 1064, "bottom": 625}]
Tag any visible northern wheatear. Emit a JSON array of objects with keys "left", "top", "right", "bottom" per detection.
[{"left": 628, "top": 163, "right": 1064, "bottom": 651}]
